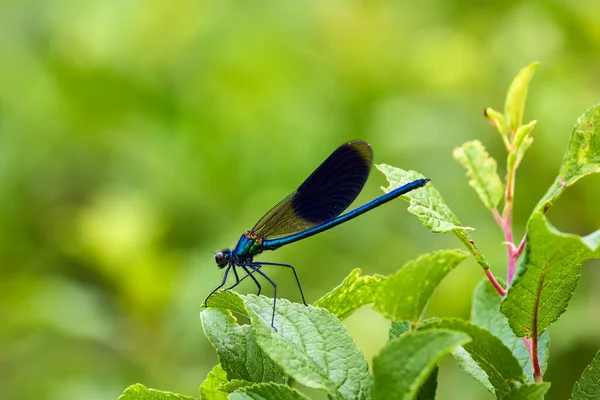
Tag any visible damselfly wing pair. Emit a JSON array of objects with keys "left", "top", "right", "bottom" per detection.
[{"left": 204, "top": 140, "right": 429, "bottom": 329}]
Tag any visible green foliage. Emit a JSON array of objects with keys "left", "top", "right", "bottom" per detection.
[
  {"left": 219, "top": 380, "right": 254, "bottom": 395},
  {"left": 314, "top": 268, "right": 385, "bottom": 320},
  {"left": 451, "top": 346, "right": 494, "bottom": 394},
  {"left": 243, "top": 295, "right": 372, "bottom": 400},
  {"left": 124, "top": 247, "right": 475, "bottom": 400},
  {"left": 571, "top": 351, "right": 600, "bottom": 400},
  {"left": 200, "top": 292, "right": 375, "bottom": 399},
  {"left": 371, "top": 330, "right": 470, "bottom": 400},
  {"left": 205, "top": 290, "right": 248, "bottom": 316},
  {"left": 509, "top": 120, "right": 536, "bottom": 170},
  {"left": 228, "top": 383, "right": 309, "bottom": 400},
  {"left": 199, "top": 365, "right": 228, "bottom": 400},
  {"left": 453, "top": 140, "right": 504, "bottom": 210},
  {"left": 484, "top": 107, "right": 509, "bottom": 140},
  {"left": 415, "top": 367, "right": 438, "bottom": 400},
  {"left": 118, "top": 63, "right": 600, "bottom": 400},
  {"left": 389, "top": 321, "right": 412, "bottom": 339},
  {"left": 376, "top": 166, "right": 473, "bottom": 234},
  {"left": 373, "top": 250, "right": 467, "bottom": 323},
  {"left": 119, "top": 384, "right": 197, "bottom": 400},
  {"left": 200, "top": 308, "right": 286, "bottom": 384},
  {"left": 472, "top": 280, "right": 549, "bottom": 381},
  {"left": 419, "top": 318, "right": 525, "bottom": 398},
  {"left": 502, "top": 383, "right": 551, "bottom": 400},
  {"left": 535, "top": 103, "right": 600, "bottom": 213},
  {"left": 377, "top": 165, "right": 491, "bottom": 270},
  {"left": 504, "top": 62, "right": 539, "bottom": 134},
  {"left": 500, "top": 213, "right": 600, "bottom": 338}
]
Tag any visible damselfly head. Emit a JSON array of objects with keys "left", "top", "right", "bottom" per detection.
[{"left": 215, "top": 249, "right": 231, "bottom": 268}]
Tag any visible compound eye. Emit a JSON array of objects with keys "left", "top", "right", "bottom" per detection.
[{"left": 215, "top": 251, "right": 228, "bottom": 268}]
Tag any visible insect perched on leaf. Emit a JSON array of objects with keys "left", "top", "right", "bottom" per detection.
[{"left": 205, "top": 140, "right": 429, "bottom": 329}]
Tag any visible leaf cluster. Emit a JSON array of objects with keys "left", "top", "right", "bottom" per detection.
[{"left": 119, "top": 63, "right": 600, "bottom": 399}]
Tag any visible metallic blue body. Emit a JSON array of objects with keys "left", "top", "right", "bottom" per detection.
[
  {"left": 261, "top": 178, "right": 428, "bottom": 251},
  {"left": 234, "top": 234, "right": 260, "bottom": 259}
]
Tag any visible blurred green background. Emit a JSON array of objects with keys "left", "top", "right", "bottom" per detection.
[{"left": 1, "top": 1, "right": 600, "bottom": 399}]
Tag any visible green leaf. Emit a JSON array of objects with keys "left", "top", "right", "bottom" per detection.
[
  {"left": 229, "top": 382, "right": 309, "bottom": 400},
  {"left": 204, "top": 290, "right": 248, "bottom": 316},
  {"left": 416, "top": 367, "right": 438, "bottom": 400},
  {"left": 501, "top": 212, "right": 600, "bottom": 338},
  {"left": 502, "top": 383, "right": 551, "bottom": 400},
  {"left": 535, "top": 103, "right": 600, "bottom": 214},
  {"left": 453, "top": 140, "right": 504, "bottom": 210},
  {"left": 219, "top": 380, "right": 253, "bottom": 394},
  {"left": 453, "top": 231, "right": 492, "bottom": 270},
  {"left": 388, "top": 322, "right": 439, "bottom": 399},
  {"left": 314, "top": 268, "right": 385, "bottom": 320},
  {"left": 504, "top": 62, "right": 539, "bottom": 133},
  {"left": 484, "top": 107, "right": 509, "bottom": 136},
  {"left": 376, "top": 165, "right": 473, "bottom": 233},
  {"left": 200, "top": 308, "right": 286, "bottom": 384},
  {"left": 471, "top": 279, "right": 550, "bottom": 382},
  {"left": 200, "top": 365, "right": 229, "bottom": 400},
  {"left": 509, "top": 120, "right": 537, "bottom": 170},
  {"left": 538, "top": 325, "right": 551, "bottom": 375},
  {"left": 373, "top": 250, "right": 467, "bottom": 323},
  {"left": 419, "top": 318, "right": 525, "bottom": 398},
  {"left": 452, "top": 347, "right": 494, "bottom": 394},
  {"left": 389, "top": 321, "right": 411, "bottom": 340},
  {"left": 244, "top": 295, "right": 371, "bottom": 400},
  {"left": 572, "top": 350, "right": 600, "bottom": 400},
  {"left": 371, "top": 329, "right": 470, "bottom": 400},
  {"left": 377, "top": 165, "right": 491, "bottom": 270},
  {"left": 513, "top": 120, "right": 536, "bottom": 152},
  {"left": 119, "top": 384, "right": 197, "bottom": 400}
]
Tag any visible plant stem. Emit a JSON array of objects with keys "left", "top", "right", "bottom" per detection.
[
  {"left": 503, "top": 153, "right": 519, "bottom": 284},
  {"left": 492, "top": 209, "right": 504, "bottom": 226},
  {"left": 493, "top": 207, "right": 520, "bottom": 285},
  {"left": 521, "top": 336, "right": 543, "bottom": 381},
  {"left": 509, "top": 235, "right": 527, "bottom": 281},
  {"left": 531, "top": 334, "right": 543, "bottom": 382},
  {"left": 493, "top": 133, "right": 543, "bottom": 382},
  {"left": 485, "top": 269, "right": 507, "bottom": 296},
  {"left": 516, "top": 236, "right": 526, "bottom": 255}
]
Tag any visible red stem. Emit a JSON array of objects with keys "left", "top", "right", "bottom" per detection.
[
  {"left": 484, "top": 269, "right": 507, "bottom": 296},
  {"left": 492, "top": 209, "right": 504, "bottom": 226},
  {"left": 493, "top": 209, "right": 520, "bottom": 285},
  {"left": 491, "top": 139, "right": 542, "bottom": 382},
  {"left": 522, "top": 336, "right": 543, "bottom": 381},
  {"left": 532, "top": 334, "right": 543, "bottom": 382},
  {"left": 531, "top": 305, "right": 543, "bottom": 382},
  {"left": 516, "top": 236, "right": 526, "bottom": 256}
]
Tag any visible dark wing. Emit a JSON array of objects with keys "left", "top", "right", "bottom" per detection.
[{"left": 251, "top": 140, "right": 373, "bottom": 239}]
